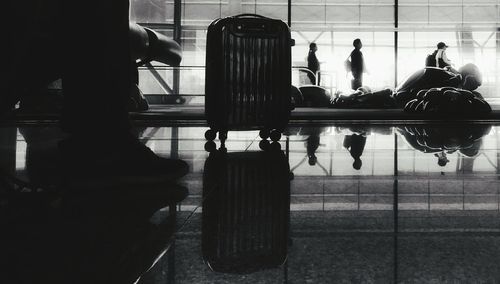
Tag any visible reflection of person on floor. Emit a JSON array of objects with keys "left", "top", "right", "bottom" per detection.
[
  {"left": 307, "top": 42, "right": 320, "bottom": 85},
  {"left": 348, "top": 39, "right": 366, "bottom": 90},
  {"left": 343, "top": 133, "right": 367, "bottom": 170},
  {"left": 297, "top": 127, "right": 328, "bottom": 173},
  {"left": 434, "top": 151, "right": 450, "bottom": 167},
  {"left": 306, "top": 134, "right": 320, "bottom": 165}
]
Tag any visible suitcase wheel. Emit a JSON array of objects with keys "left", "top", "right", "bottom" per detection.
[
  {"left": 205, "top": 129, "right": 217, "bottom": 141},
  {"left": 270, "top": 141, "right": 281, "bottom": 151},
  {"left": 259, "top": 139, "right": 270, "bottom": 151},
  {"left": 204, "top": 141, "right": 217, "bottom": 152},
  {"left": 259, "top": 129, "right": 270, "bottom": 140},
  {"left": 270, "top": 129, "right": 282, "bottom": 142}
]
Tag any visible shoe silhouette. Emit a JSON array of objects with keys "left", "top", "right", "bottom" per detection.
[{"left": 59, "top": 133, "right": 189, "bottom": 187}]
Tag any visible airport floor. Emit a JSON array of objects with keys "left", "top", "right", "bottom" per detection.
[{"left": 3, "top": 122, "right": 500, "bottom": 283}]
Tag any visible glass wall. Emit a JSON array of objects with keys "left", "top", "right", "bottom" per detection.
[
  {"left": 130, "top": 0, "right": 175, "bottom": 23},
  {"left": 130, "top": 0, "right": 500, "bottom": 103},
  {"left": 398, "top": 0, "right": 500, "bottom": 99}
]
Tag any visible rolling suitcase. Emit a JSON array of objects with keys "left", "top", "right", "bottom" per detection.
[
  {"left": 202, "top": 145, "right": 290, "bottom": 273},
  {"left": 205, "top": 14, "right": 294, "bottom": 142}
]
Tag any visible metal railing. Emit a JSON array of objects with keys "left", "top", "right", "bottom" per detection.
[{"left": 138, "top": 65, "right": 338, "bottom": 104}]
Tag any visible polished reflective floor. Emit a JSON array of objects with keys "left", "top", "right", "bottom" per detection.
[{"left": 2, "top": 123, "right": 500, "bottom": 283}]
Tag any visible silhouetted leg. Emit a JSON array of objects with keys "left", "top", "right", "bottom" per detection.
[
  {"left": 58, "top": 1, "right": 189, "bottom": 182},
  {"left": 61, "top": 0, "right": 131, "bottom": 135},
  {"left": 351, "top": 73, "right": 362, "bottom": 90}
]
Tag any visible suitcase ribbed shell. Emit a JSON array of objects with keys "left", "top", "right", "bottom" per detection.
[{"left": 206, "top": 15, "right": 292, "bottom": 132}]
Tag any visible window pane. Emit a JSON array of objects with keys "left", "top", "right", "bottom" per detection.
[
  {"left": 130, "top": 0, "right": 500, "bottom": 104},
  {"left": 292, "top": 31, "right": 395, "bottom": 92},
  {"left": 130, "top": 0, "right": 175, "bottom": 23},
  {"left": 399, "top": 0, "right": 500, "bottom": 28}
]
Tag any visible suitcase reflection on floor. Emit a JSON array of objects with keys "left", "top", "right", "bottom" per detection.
[{"left": 202, "top": 141, "right": 291, "bottom": 274}]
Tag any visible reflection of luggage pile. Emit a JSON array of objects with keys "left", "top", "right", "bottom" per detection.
[
  {"left": 404, "top": 87, "right": 491, "bottom": 115},
  {"left": 397, "top": 125, "right": 491, "bottom": 157},
  {"left": 202, "top": 145, "right": 290, "bottom": 274}
]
